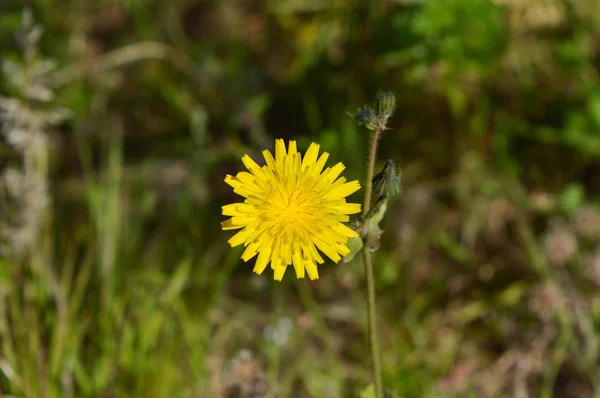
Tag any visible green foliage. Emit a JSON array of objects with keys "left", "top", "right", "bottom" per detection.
[{"left": 412, "top": 0, "right": 505, "bottom": 70}]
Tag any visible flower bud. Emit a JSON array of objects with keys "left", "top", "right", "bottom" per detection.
[
  {"left": 355, "top": 106, "right": 378, "bottom": 130},
  {"left": 376, "top": 91, "right": 396, "bottom": 118},
  {"left": 372, "top": 159, "right": 402, "bottom": 200}
]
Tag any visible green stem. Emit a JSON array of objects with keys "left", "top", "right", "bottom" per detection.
[
  {"left": 363, "top": 129, "right": 380, "bottom": 218},
  {"left": 362, "top": 128, "right": 383, "bottom": 398}
]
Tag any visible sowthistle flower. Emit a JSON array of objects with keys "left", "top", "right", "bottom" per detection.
[{"left": 222, "top": 139, "right": 361, "bottom": 280}]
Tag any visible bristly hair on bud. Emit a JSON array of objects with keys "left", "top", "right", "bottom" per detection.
[
  {"left": 376, "top": 91, "right": 396, "bottom": 119},
  {"left": 372, "top": 159, "right": 402, "bottom": 200},
  {"left": 352, "top": 106, "right": 378, "bottom": 130}
]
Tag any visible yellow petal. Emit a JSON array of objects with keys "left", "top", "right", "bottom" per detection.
[
  {"left": 332, "top": 223, "right": 359, "bottom": 239},
  {"left": 288, "top": 140, "right": 297, "bottom": 154},
  {"left": 332, "top": 203, "right": 361, "bottom": 214},
  {"left": 301, "top": 143, "right": 320, "bottom": 169},
  {"left": 292, "top": 243, "right": 305, "bottom": 279},
  {"left": 242, "top": 241, "right": 261, "bottom": 261},
  {"left": 323, "top": 163, "right": 345, "bottom": 184},
  {"left": 221, "top": 219, "right": 244, "bottom": 230},
  {"left": 305, "top": 260, "right": 319, "bottom": 280},
  {"left": 228, "top": 228, "right": 254, "bottom": 247},
  {"left": 335, "top": 242, "right": 351, "bottom": 256},
  {"left": 242, "top": 154, "right": 260, "bottom": 169},
  {"left": 275, "top": 139, "right": 287, "bottom": 169},
  {"left": 310, "top": 152, "right": 329, "bottom": 176},
  {"left": 314, "top": 239, "right": 341, "bottom": 263},
  {"left": 222, "top": 203, "right": 256, "bottom": 216},
  {"left": 324, "top": 181, "right": 361, "bottom": 200},
  {"left": 253, "top": 246, "right": 271, "bottom": 275},
  {"left": 262, "top": 149, "right": 276, "bottom": 170},
  {"left": 274, "top": 265, "right": 287, "bottom": 281}
]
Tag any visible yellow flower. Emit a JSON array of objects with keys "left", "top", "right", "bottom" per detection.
[{"left": 222, "top": 139, "right": 361, "bottom": 281}]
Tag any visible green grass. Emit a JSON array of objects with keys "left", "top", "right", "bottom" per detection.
[{"left": 1, "top": 0, "right": 600, "bottom": 397}]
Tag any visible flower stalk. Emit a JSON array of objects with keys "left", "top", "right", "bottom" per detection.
[
  {"left": 362, "top": 127, "right": 383, "bottom": 398},
  {"left": 352, "top": 91, "right": 397, "bottom": 398}
]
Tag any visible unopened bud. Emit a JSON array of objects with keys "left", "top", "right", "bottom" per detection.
[
  {"left": 372, "top": 159, "right": 402, "bottom": 200},
  {"left": 355, "top": 106, "right": 378, "bottom": 130},
  {"left": 376, "top": 91, "right": 396, "bottom": 118}
]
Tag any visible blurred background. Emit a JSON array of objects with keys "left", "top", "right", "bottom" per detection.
[{"left": 1, "top": 0, "right": 600, "bottom": 397}]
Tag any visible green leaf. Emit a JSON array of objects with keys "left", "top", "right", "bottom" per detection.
[
  {"left": 342, "top": 235, "right": 364, "bottom": 263},
  {"left": 366, "top": 199, "right": 387, "bottom": 252}
]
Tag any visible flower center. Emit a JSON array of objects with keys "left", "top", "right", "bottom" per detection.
[
  {"left": 280, "top": 193, "right": 307, "bottom": 223},
  {"left": 263, "top": 182, "right": 322, "bottom": 235}
]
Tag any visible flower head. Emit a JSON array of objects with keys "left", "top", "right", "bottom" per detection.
[{"left": 222, "top": 139, "right": 361, "bottom": 280}]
